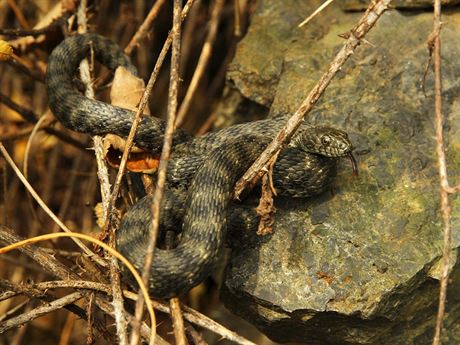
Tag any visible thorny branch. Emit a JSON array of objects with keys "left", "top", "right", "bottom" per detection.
[
  {"left": 0, "top": 291, "right": 85, "bottom": 333},
  {"left": 130, "top": 0, "right": 188, "bottom": 343},
  {"left": 0, "top": 92, "right": 88, "bottom": 150},
  {"left": 0, "top": 227, "right": 255, "bottom": 345},
  {"left": 233, "top": 0, "right": 393, "bottom": 199},
  {"left": 73, "top": 1, "right": 130, "bottom": 343}
]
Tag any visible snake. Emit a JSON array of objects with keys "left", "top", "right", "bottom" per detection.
[{"left": 46, "top": 33, "right": 357, "bottom": 299}]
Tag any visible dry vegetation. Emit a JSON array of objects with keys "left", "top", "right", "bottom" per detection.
[
  {"left": 0, "top": 0, "right": 270, "bottom": 344},
  {"left": 0, "top": 0, "right": 457, "bottom": 344}
]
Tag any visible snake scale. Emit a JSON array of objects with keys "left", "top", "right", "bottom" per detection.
[{"left": 46, "top": 34, "right": 356, "bottom": 299}]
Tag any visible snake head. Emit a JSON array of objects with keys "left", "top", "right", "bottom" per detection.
[
  {"left": 292, "top": 126, "right": 353, "bottom": 157},
  {"left": 292, "top": 126, "right": 358, "bottom": 176}
]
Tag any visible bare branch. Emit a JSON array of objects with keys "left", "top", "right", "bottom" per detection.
[
  {"left": 233, "top": 0, "right": 392, "bottom": 199},
  {"left": 0, "top": 143, "right": 105, "bottom": 266},
  {"left": 124, "top": 0, "right": 167, "bottom": 55},
  {"left": 175, "top": 0, "right": 225, "bottom": 127},
  {"left": 430, "top": 0, "right": 458, "bottom": 343},
  {"left": 0, "top": 292, "right": 84, "bottom": 333}
]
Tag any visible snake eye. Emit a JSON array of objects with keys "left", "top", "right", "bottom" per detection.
[{"left": 321, "top": 136, "right": 331, "bottom": 146}]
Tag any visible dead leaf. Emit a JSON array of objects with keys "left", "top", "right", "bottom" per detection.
[
  {"left": 103, "top": 66, "right": 160, "bottom": 173},
  {"left": 256, "top": 152, "right": 280, "bottom": 235}
]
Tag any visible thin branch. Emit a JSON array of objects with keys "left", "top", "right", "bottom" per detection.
[
  {"left": 185, "top": 323, "right": 208, "bottom": 345},
  {"left": 160, "top": 300, "right": 256, "bottom": 345},
  {"left": 0, "top": 125, "right": 33, "bottom": 140},
  {"left": 0, "top": 142, "right": 106, "bottom": 266},
  {"left": 59, "top": 312, "right": 77, "bottom": 345},
  {"left": 233, "top": 0, "right": 392, "bottom": 199},
  {"left": 169, "top": 298, "right": 187, "bottom": 345},
  {"left": 157, "top": 1, "right": 185, "bottom": 344},
  {"left": 6, "top": 0, "right": 30, "bottom": 29},
  {"left": 75, "top": 2, "right": 130, "bottom": 343},
  {"left": 5, "top": 57, "right": 45, "bottom": 82},
  {"left": 0, "top": 17, "right": 65, "bottom": 37},
  {"left": 103, "top": 0, "right": 197, "bottom": 239},
  {"left": 0, "top": 226, "right": 164, "bottom": 345},
  {"left": 175, "top": 0, "right": 225, "bottom": 127},
  {"left": 1, "top": 280, "right": 113, "bottom": 298},
  {"left": 166, "top": 227, "right": 186, "bottom": 345},
  {"left": 23, "top": 114, "right": 50, "bottom": 178},
  {"left": 298, "top": 0, "right": 335, "bottom": 28},
  {"left": 0, "top": 92, "right": 39, "bottom": 123},
  {"left": 0, "top": 299, "right": 29, "bottom": 322},
  {"left": 130, "top": 0, "right": 186, "bottom": 343},
  {"left": 430, "top": 0, "right": 458, "bottom": 343},
  {"left": 0, "top": 292, "right": 84, "bottom": 333},
  {"left": 233, "top": 0, "right": 242, "bottom": 37},
  {"left": 0, "top": 93, "right": 88, "bottom": 150},
  {"left": 124, "top": 0, "right": 167, "bottom": 55}
]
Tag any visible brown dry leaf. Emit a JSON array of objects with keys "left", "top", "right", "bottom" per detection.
[
  {"left": 105, "top": 144, "right": 160, "bottom": 173},
  {"left": 0, "top": 40, "right": 13, "bottom": 61},
  {"left": 256, "top": 153, "right": 279, "bottom": 235},
  {"left": 110, "top": 66, "right": 150, "bottom": 113},
  {"left": 256, "top": 172, "right": 276, "bottom": 235},
  {"left": 103, "top": 66, "right": 159, "bottom": 173}
]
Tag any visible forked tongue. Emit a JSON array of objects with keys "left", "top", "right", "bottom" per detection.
[{"left": 347, "top": 152, "right": 358, "bottom": 177}]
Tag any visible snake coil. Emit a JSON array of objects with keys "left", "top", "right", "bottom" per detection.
[{"left": 46, "top": 34, "right": 355, "bottom": 298}]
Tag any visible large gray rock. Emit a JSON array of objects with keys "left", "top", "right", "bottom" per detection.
[{"left": 221, "top": 1, "right": 460, "bottom": 344}]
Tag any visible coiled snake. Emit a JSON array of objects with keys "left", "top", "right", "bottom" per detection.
[{"left": 46, "top": 34, "right": 356, "bottom": 299}]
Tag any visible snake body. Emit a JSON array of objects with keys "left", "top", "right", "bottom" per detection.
[{"left": 46, "top": 34, "right": 354, "bottom": 298}]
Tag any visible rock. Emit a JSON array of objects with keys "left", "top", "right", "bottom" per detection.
[{"left": 221, "top": 1, "right": 460, "bottom": 344}]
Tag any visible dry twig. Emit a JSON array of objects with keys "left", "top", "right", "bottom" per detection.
[
  {"left": 298, "top": 0, "right": 335, "bottom": 28},
  {"left": 0, "top": 93, "right": 88, "bottom": 150},
  {"left": 175, "top": 0, "right": 225, "bottom": 127},
  {"left": 0, "top": 17, "right": 65, "bottom": 37},
  {"left": 0, "top": 292, "right": 84, "bottom": 334},
  {"left": 74, "top": 1, "right": 130, "bottom": 342},
  {"left": 130, "top": 0, "right": 189, "bottom": 343},
  {"left": 430, "top": 0, "right": 459, "bottom": 343},
  {"left": 0, "top": 226, "right": 167, "bottom": 344},
  {"left": 0, "top": 142, "right": 105, "bottom": 265},
  {"left": 233, "top": 0, "right": 392, "bottom": 199},
  {"left": 6, "top": 0, "right": 30, "bottom": 29},
  {"left": 0, "top": 231, "right": 156, "bottom": 342},
  {"left": 124, "top": 0, "right": 167, "bottom": 55}
]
